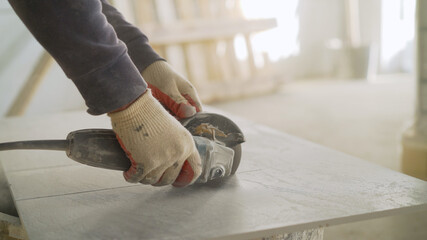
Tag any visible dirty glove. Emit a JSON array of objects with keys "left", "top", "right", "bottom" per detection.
[
  {"left": 108, "top": 90, "right": 202, "bottom": 187},
  {"left": 142, "top": 61, "right": 203, "bottom": 119}
]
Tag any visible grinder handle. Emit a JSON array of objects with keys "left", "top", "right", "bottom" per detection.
[{"left": 66, "top": 129, "right": 131, "bottom": 171}]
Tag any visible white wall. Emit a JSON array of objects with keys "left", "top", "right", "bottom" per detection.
[{"left": 276, "top": 0, "right": 415, "bottom": 79}]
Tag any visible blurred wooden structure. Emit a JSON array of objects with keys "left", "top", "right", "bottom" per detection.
[
  {"left": 6, "top": 52, "right": 53, "bottom": 117},
  {"left": 6, "top": 0, "right": 279, "bottom": 116},
  {"left": 117, "top": 0, "right": 279, "bottom": 103}
]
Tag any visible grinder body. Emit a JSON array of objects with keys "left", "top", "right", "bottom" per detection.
[
  {"left": 0, "top": 112, "right": 245, "bottom": 184},
  {"left": 66, "top": 129, "right": 235, "bottom": 183}
]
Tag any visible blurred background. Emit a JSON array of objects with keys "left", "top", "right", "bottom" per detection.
[
  {"left": 0, "top": 0, "right": 418, "bottom": 115},
  {"left": 0, "top": 0, "right": 426, "bottom": 239}
]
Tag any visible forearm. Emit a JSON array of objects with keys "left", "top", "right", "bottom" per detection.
[
  {"left": 9, "top": 0, "right": 146, "bottom": 115},
  {"left": 101, "top": 0, "right": 164, "bottom": 73}
]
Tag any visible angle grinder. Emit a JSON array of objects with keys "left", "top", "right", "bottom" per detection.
[{"left": 0, "top": 112, "right": 245, "bottom": 184}]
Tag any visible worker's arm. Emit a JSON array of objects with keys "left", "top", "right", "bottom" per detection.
[
  {"left": 8, "top": 0, "right": 201, "bottom": 186},
  {"left": 9, "top": 0, "right": 144, "bottom": 115},
  {"left": 101, "top": 0, "right": 203, "bottom": 119}
]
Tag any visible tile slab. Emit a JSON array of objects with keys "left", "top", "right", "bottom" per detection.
[{"left": 0, "top": 110, "right": 426, "bottom": 240}]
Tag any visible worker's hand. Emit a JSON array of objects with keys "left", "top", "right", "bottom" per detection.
[
  {"left": 141, "top": 61, "right": 202, "bottom": 119},
  {"left": 108, "top": 90, "right": 202, "bottom": 187}
]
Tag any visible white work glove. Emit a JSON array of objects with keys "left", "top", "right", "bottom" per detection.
[
  {"left": 142, "top": 61, "right": 203, "bottom": 119},
  {"left": 108, "top": 90, "right": 202, "bottom": 187}
]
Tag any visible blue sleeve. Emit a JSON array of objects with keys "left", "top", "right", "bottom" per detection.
[
  {"left": 101, "top": 0, "right": 164, "bottom": 73},
  {"left": 8, "top": 0, "right": 147, "bottom": 115}
]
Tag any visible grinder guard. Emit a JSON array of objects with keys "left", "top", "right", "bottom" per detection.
[
  {"left": 181, "top": 112, "right": 245, "bottom": 176},
  {"left": 193, "top": 136, "right": 234, "bottom": 183}
]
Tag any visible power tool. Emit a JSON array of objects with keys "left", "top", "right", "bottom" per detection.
[{"left": 0, "top": 112, "right": 245, "bottom": 184}]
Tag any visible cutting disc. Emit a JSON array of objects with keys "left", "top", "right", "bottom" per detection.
[{"left": 181, "top": 112, "right": 245, "bottom": 174}]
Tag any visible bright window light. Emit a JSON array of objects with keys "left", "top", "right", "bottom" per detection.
[
  {"left": 380, "top": 0, "right": 415, "bottom": 71},
  {"left": 237, "top": 0, "right": 300, "bottom": 62}
]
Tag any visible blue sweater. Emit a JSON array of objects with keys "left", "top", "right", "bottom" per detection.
[{"left": 8, "top": 0, "right": 163, "bottom": 115}]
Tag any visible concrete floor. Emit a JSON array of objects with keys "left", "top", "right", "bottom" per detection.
[{"left": 213, "top": 74, "right": 427, "bottom": 240}]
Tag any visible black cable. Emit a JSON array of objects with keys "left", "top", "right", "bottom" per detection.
[{"left": 0, "top": 140, "right": 69, "bottom": 151}]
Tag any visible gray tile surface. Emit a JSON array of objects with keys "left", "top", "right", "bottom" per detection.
[
  {"left": 1, "top": 110, "right": 426, "bottom": 240},
  {"left": 213, "top": 75, "right": 427, "bottom": 240}
]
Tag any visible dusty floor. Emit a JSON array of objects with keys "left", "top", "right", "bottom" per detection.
[{"left": 213, "top": 74, "right": 427, "bottom": 240}]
